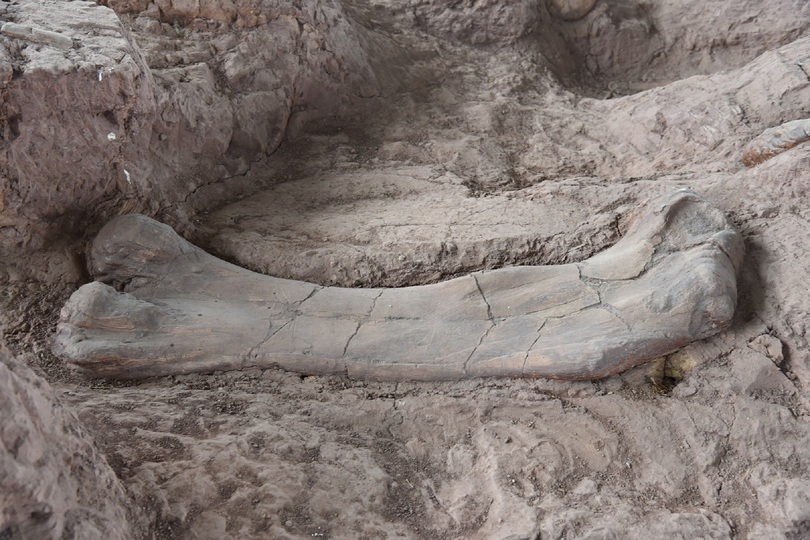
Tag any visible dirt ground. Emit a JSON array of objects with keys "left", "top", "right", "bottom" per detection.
[{"left": 4, "top": 0, "right": 810, "bottom": 538}]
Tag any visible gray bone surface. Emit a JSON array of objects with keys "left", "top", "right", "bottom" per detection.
[{"left": 53, "top": 189, "right": 742, "bottom": 381}]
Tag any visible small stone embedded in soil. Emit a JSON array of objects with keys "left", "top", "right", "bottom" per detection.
[
  {"left": 547, "top": 0, "right": 598, "bottom": 20},
  {"left": 747, "top": 334, "right": 785, "bottom": 364}
]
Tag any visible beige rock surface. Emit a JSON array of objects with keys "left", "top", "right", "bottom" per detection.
[
  {"left": 3, "top": 0, "right": 810, "bottom": 538},
  {"left": 0, "top": 0, "right": 387, "bottom": 249},
  {"left": 0, "top": 346, "right": 136, "bottom": 539}
]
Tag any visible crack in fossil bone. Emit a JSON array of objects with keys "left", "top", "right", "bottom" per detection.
[
  {"left": 463, "top": 321, "right": 497, "bottom": 375},
  {"left": 340, "top": 290, "right": 387, "bottom": 359},
  {"left": 342, "top": 321, "right": 362, "bottom": 359},
  {"left": 596, "top": 303, "right": 633, "bottom": 333},
  {"left": 245, "top": 315, "right": 293, "bottom": 365},
  {"left": 522, "top": 321, "right": 548, "bottom": 374},
  {"left": 473, "top": 274, "right": 496, "bottom": 324}
]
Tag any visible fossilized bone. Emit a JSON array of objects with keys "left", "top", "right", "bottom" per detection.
[
  {"left": 742, "top": 118, "right": 810, "bottom": 166},
  {"left": 53, "top": 189, "right": 742, "bottom": 381},
  {"left": 0, "top": 22, "right": 75, "bottom": 50}
]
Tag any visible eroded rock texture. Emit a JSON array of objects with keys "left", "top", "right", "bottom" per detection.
[
  {"left": 0, "top": 0, "right": 387, "bottom": 249},
  {"left": 0, "top": 347, "right": 134, "bottom": 539},
  {"left": 3, "top": 0, "right": 810, "bottom": 539},
  {"left": 3, "top": 0, "right": 809, "bottom": 252},
  {"left": 0, "top": 1, "right": 155, "bottom": 248}
]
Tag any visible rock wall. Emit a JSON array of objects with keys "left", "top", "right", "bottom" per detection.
[
  {"left": 0, "top": 0, "right": 390, "bottom": 251},
  {"left": 556, "top": 0, "right": 810, "bottom": 89},
  {"left": 0, "top": 1, "right": 156, "bottom": 249},
  {"left": 0, "top": 347, "right": 135, "bottom": 539},
  {"left": 404, "top": 0, "right": 810, "bottom": 92},
  {"left": 3, "top": 0, "right": 808, "bottom": 253}
]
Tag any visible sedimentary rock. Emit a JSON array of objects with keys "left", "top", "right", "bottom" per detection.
[
  {"left": 0, "top": 0, "right": 386, "bottom": 250},
  {"left": 547, "top": 0, "right": 599, "bottom": 21},
  {"left": 53, "top": 189, "right": 741, "bottom": 381},
  {"left": 0, "top": 347, "right": 134, "bottom": 539},
  {"left": 0, "top": 0, "right": 158, "bottom": 249},
  {"left": 742, "top": 118, "right": 810, "bottom": 166}
]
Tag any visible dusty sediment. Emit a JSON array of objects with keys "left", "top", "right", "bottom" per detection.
[
  {"left": 0, "top": 347, "right": 136, "bottom": 540},
  {"left": 0, "top": 0, "right": 387, "bottom": 249},
  {"left": 2, "top": 0, "right": 810, "bottom": 251},
  {"left": 3, "top": 0, "right": 810, "bottom": 538}
]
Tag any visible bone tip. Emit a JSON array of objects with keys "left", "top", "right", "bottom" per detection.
[{"left": 89, "top": 214, "right": 195, "bottom": 278}]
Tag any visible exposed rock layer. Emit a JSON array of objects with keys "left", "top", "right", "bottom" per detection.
[
  {"left": 2, "top": 0, "right": 810, "bottom": 538},
  {"left": 742, "top": 118, "right": 810, "bottom": 166},
  {"left": 0, "top": 347, "right": 134, "bottom": 539},
  {"left": 0, "top": 0, "right": 385, "bottom": 249},
  {"left": 3, "top": 0, "right": 810, "bottom": 251}
]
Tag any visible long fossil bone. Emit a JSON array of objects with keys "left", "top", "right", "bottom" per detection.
[
  {"left": 53, "top": 189, "right": 742, "bottom": 381},
  {"left": 742, "top": 118, "right": 810, "bottom": 166}
]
